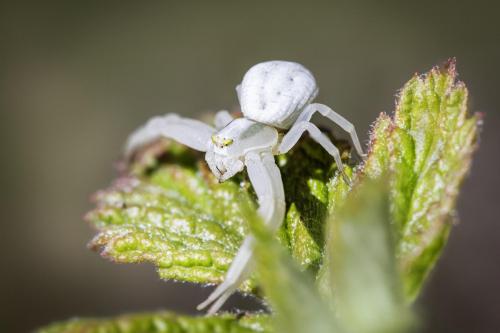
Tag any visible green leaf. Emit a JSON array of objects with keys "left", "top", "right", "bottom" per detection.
[
  {"left": 37, "top": 312, "right": 271, "bottom": 333},
  {"left": 86, "top": 59, "right": 479, "bottom": 308},
  {"left": 359, "top": 59, "right": 481, "bottom": 300},
  {"left": 328, "top": 180, "right": 412, "bottom": 333},
  {"left": 87, "top": 140, "right": 256, "bottom": 290},
  {"left": 86, "top": 137, "right": 350, "bottom": 291}
]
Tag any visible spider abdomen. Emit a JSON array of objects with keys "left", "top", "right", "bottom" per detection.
[{"left": 239, "top": 61, "right": 318, "bottom": 130}]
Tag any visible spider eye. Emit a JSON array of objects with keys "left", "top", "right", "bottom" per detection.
[
  {"left": 211, "top": 135, "right": 233, "bottom": 148},
  {"left": 222, "top": 138, "right": 234, "bottom": 147}
]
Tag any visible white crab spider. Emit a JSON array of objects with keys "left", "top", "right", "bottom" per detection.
[{"left": 124, "top": 60, "right": 365, "bottom": 314}]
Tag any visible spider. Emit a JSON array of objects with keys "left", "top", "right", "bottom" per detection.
[{"left": 124, "top": 60, "right": 365, "bottom": 314}]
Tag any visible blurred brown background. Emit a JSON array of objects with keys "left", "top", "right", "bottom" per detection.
[{"left": 1, "top": 1, "right": 499, "bottom": 332}]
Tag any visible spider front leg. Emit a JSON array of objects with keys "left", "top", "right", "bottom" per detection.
[
  {"left": 124, "top": 113, "right": 216, "bottom": 156},
  {"left": 197, "top": 151, "right": 286, "bottom": 314},
  {"left": 278, "top": 121, "right": 351, "bottom": 184},
  {"left": 297, "top": 103, "right": 365, "bottom": 158}
]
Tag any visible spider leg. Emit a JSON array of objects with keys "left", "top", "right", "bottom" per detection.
[
  {"left": 278, "top": 121, "right": 351, "bottom": 185},
  {"left": 197, "top": 151, "right": 286, "bottom": 314},
  {"left": 214, "top": 110, "right": 234, "bottom": 130},
  {"left": 124, "top": 113, "right": 216, "bottom": 156},
  {"left": 297, "top": 103, "right": 365, "bottom": 158},
  {"left": 197, "top": 237, "right": 255, "bottom": 314}
]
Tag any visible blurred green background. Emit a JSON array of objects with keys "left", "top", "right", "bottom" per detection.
[{"left": 1, "top": 1, "right": 499, "bottom": 332}]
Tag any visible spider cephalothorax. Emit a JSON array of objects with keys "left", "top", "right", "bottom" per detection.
[{"left": 125, "top": 60, "right": 365, "bottom": 314}]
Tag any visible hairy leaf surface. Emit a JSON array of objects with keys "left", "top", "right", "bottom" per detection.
[
  {"left": 37, "top": 312, "right": 270, "bottom": 333},
  {"left": 359, "top": 60, "right": 480, "bottom": 299},
  {"left": 87, "top": 137, "right": 349, "bottom": 291}
]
